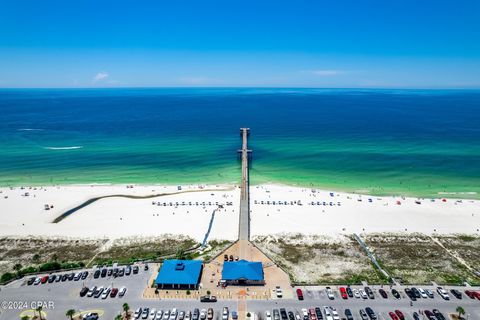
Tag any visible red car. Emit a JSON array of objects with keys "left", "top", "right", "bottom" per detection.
[
  {"left": 296, "top": 288, "right": 304, "bottom": 300},
  {"left": 389, "top": 312, "right": 399, "bottom": 320},
  {"left": 340, "top": 287, "right": 348, "bottom": 299},
  {"left": 309, "top": 309, "right": 317, "bottom": 320},
  {"left": 41, "top": 275, "right": 49, "bottom": 284},
  {"left": 110, "top": 287, "right": 118, "bottom": 298},
  {"left": 465, "top": 290, "right": 476, "bottom": 299},
  {"left": 395, "top": 310, "right": 405, "bottom": 320}
]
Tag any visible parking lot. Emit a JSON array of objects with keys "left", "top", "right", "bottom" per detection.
[{"left": 1, "top": 264, "right": 479, "bottom": 320}]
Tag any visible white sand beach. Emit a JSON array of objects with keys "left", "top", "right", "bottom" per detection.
[{"left": 0, "top": 184, "right": 479, "bottom": 242}]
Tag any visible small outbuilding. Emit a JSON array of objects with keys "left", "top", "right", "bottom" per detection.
[
  {"left": 222, "top": 259, "right": 264, "bottom": 285},
  {"left": 155, "top": 259, "right": 203, "bottom": 289}
]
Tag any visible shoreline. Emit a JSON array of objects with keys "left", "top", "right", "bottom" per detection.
[
  {"left": 0, "top": 180, "right": 478, "bottom": 200},
  {"left": 0, "top": 183, "right": 479, "bottom": 241}
]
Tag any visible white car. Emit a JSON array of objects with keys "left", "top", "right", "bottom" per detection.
[
  {"left": 200, "top": 309, "right": 207, "bottom": 320},
  {"left": 265, "top": 311, "right": 272, "bottom": 320},
  {"left": 101, "top": 286, "right": 111, "bottom": 299},
  {"left": 418, "top": 288, "right": 427, "bottom": 298},
  {"left": 179, "top": 311, "right": 185, "bottom": 320},
  {"left": 353, "top": 289, "right": 360, "bottom": 298},
  {"left": 118, "top": 286, "right": 127, "bottom": 297},
  {"left": 301, "top": 309, "right": 308, "bottom": 320},
  {"left": 33, "top": 277, "right": 41, "bottom": 285},
  {"left": 155, "top": 311, "right": 163, "bottom": 320},
  {"left": 185, "top": 311, "right": 191, "bottom": 320},
  {"left": 87, "top": 286, "right": 96, "bottom": 297},
  {"left": 330, "top": 308, "right": 340, "bottom": 320},
  {"left": 325, "top": 287, "right": 335, "bottom": 300},
  {"left": 150, "top": 309, "right": 157, "bottom": 320},
  {"left": 323, "top": 307, "right": 333, "bottom": 320},
  {"left": 360, "top": 289, "right": 368, "bottom": 299},
  {"left": 437, "top": 287, "right": 450, "bottom": 300},
  {"left": 275, "top": 286, "right": 283, "bottom": 298},
  {"left": 163, "top": 311, "right": 170, "bottom": 320},
  {"left": 134, "top": 308, "right": 142, "bottom": 319},
  {"left": 170, "top": 309, "right": 178, "bottom": 320},
  {"left": 295, "top": 313, "right": 301, "bottom": 320},
  {"left": 223, "top": 308, "right": 229, "bottom": 320}
]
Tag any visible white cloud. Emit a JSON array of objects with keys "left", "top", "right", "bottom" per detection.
[
  {"left": 93, "top": 71, "right": 109, "bottom": 82},
  {"left": 309, "top": 70, "right": 344, "bottom": 76}
]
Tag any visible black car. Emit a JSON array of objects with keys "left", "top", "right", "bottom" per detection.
[
  {"left": 365, "top": 307, "right": 376, "bottom": 320},
  {"left": 412, "top": 288, "right": 421, "bottom": 298},
  {"left": 107, "top": 268, "right": 113, "bottom": 276},
  {"left": 118, "top": 268, "right": 124, "bottom": 276},
  {"left": 450, "top": 289, "right": 462, "bottom": 299},
  {"left": 315, "top": 307, "right": 323, "bottom": 320},
  {"left": 61, "top": 274, "right": 68, "bottom": 281},
  {"left": 345, "top": 309, "right": 354, "bottom": 320},
  {"left": 68, "top": 272, "right": 75, "bottom": 280},
  {"left": 391, "top": 288, "right": 400, "bottom": 299},
  {"left": 200, "top": 295, "right": 217, "bottom": 302},
  {"left": 144, "top": 264, "right": 149, "bottom": 271},
  {"left": 365, "top": 287, "right": 375, "bottom": 299},
  {"left": 424, "top": 311, "right": 436, "bottom": 320},
  {"left": 346, "top": 287, "right": 353, "bottom": 298},
  {"left": 288, "top": 311, "right": 295, "bottom": 320},
  {"left": 379, "top": 289, "right": 388, "bottom": 298},
  {"left": 433, "top": 309, "right": 446, "bottom": 320},
  {"left": 100, "top": 268, "right": 107, "bottom": 277},
  {"left": 81, "top": 271, "right": 88, "bottom": 280},
  {"left": 133, "top": 265, "right": 139, "bottom": 274},
  {"left": 27, "top": 277, "right": 36, "bottom": 285},
  {"left": 93, "top": 270, "right": 100, "bottom": 278},
  {"left": 280, "top": 308, "right": 288, "bottom": 320},
  {"left": 405, "top": 288, "right": 417, "bottom": 301},
  {"left": 79, "top": 287, "right": 89, "bottom": 297}
]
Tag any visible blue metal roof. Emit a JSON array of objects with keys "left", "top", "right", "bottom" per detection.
[
  {"left": 155, "top": 260, "right": 203, "bottom": 285},
  {"left": 222, "top": 260, "right": 264, "bottom": 281}
]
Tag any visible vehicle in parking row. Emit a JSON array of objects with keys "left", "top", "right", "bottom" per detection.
[
  {"left": 437, "top": 287, "right": 450, "bottom": 300},
  {"left": 344, "top": 309, "right": 353, "bottom": 320},
  {"left": 296, "top": 288, "right": 304, "bottom": 300},
  {"left": 365, "top": 287, "right": 375, "bottom": 299},
  {"left": 379, "top": 289, "right": 388, "bottom": 298},
  {"left": 325, "top": 287, "right": 334, "bottom": 300},
  {"left": 450, "top": 289, "right": 462, "bottom": 299},
  {"left": 365, "top": 307, "right": 376, "bottom": 320},
  {"left": 359, "top": 309, "right": 368, "bottom": 320},
  {"left": 340, "top": 287, "right": 348, "bottom": 299}
]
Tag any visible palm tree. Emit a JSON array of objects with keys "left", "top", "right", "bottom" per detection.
[
  {"left": 115, "top": 315, "right": 123, "bottom": 320},
  {"left": 66, "top": 309, "right": 76, "bottom": 320},
  {"left": 36, "top": 306, "right": 43, "bottom": 320},
  {"left": 21, "top": 316, "right": 30, "bottom": 320},
  {"left": 456, "top": 306, "right": 465, "bottom": 319},
  {"left": 123, "top": 303, "right": 130, "bottom": 319}
]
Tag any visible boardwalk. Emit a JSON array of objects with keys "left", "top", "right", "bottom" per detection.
[{"left": 238, "top": 128, "right": 251, "bottom": 242}]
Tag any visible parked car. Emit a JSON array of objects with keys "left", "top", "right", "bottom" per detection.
[
  {"left": 296, "top": 288, "right": 304, "bottom": 300},
  {"left": 275, "top": 286, "right": 283, "bottom": 298},
  {"left": 265, "top": 311, "right": 272, "bottom": 320},
  {"left": 87, "top": 286, "right": 96, "bottom": 297},
  {"left": 345, "top": 309, "right": 353, "bottom": 320},
  {"left": 68, "top": 272, "right": 75, "bottom": 280},
  {"left": 82, "top": 313, "right": 99, "bottom": 320},
  {"left": 392, "top": 289, "right": 400, "bottom": 299},
  {"left": 425, "top": 289, "right": 434, "bottom": 298},
  {"left": 93, "top": 270, "right": 100, "bottom": 278},
  {"left": 413, "top": 313, "right": 420, "bottom": 320},
  {"left": 48, "top": 275, "right": 56, "bottom": 283},
  {"left": 200, "top": 295, "right": 217, "bottom": 302},
  {"left": 93, "top": 286, "right": 104, "bottom": 298},
  {"left": 315, "top": 307, "right": 323, "bottom": 320},
  {"left": 433, "top": 309, "right": 446, "bottom": 320},
  {"left": 308, "top": 309, "right": 317, "bottom": 320},
  {"left": 231, "top": 311, "right": 238, "bottom": 320},
  {"left": 394, "top": 310, "right": 404, "bottom": 320},
  {"left": 100, "top": 268, "right": 107, "bottom": 277},
  {"left": 207, "top": 308, "right": 214, "bottom": 320},
  {"left": 340, "top": 287, "right": 348, "bottom": 299},
  {"left": 134, "top": 308, "right": 142, "bottom": 319},
  {"left": 388, "top": 312, "right": 399, "bottom": 320},
  {"left": 27, "top": 277, "right": 36, "bottom": 285},
  {"left": 133, "top": 265, "right": 139, "bottom": 274},
  {"left": 110, "top": 287, "right": 118, "bottom": 298},
  {"left": 142, "top": 308, "right": 150, "bottom": 319},
  {"left": 273, "top": 309, "right": 280, "bottom": 320},
  {"left": 360, "top": 289, "right": 368, "bottom": 299},
  {"left": 323, "top": 307, "right": 333, "bottom": 320},
  {"left": 379, "top": 289, "right": 388, "bottom": 298},
  {"left": 81, "top": 271, "right": 88, "bottom": 280},
  {"left": 192, "top": 309, "right": 199, "bottom": 320},
  {"left": 424, "top": 310, "right": 435, "bottom": 320},
  {"left": 417, "top": 288, "right": 427, "bottom": 298},
  {"left": 80, "top": 287, "right": 89, "bottom": 297},
  {"left": 450, "top": 289, "right": 462, "bottom": 299},
  {"left": 365, "top": 287, "right": 375, "bottom": 299},
  {"left": 125, "top": 265, "right": 132, "bottom": 275},
  {"left": 118, "top": 286, "right": 127, "bottom": 297},
  {"left": 365, "top": 307, "right": 376, "bottom": 320},
  {"left": 288, "top": 311, "right": 295, "bottom": 320},
  {"left": 437, "top": 287, "right": 450, "bottom": 300},
  {"left": 405, "top": 288, "right": 416, "bottom": 301},
  {"left": 411, "top": 288, "right": 421, "bottom": 299},
  {"left": 359, "top": 310, "right": 368, "bottom": 320},
  {"left": 346, "top": 286, "right": 353, "bottom": 298},
  {"left": 74, "top": 272, "right": 82, "bottom": 281},
  {"left": 326, "top": 286, "right": 335, "bottom": 300},
  {"left": 41, "top": 275, "right": 49, "bottom": 284}
]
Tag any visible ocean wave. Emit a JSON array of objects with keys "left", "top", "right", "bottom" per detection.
[
  {"left": 17, "top": 128, "right": 44, "bottom": 131},
  {"left": 43, "top": 146, "right": 83, "bottom": 150}
]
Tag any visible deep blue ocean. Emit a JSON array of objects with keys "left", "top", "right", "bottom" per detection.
[{"left": 1, "top": 88, "right": 479, "bottom": 198}]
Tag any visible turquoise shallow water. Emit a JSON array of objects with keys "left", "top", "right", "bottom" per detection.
[{"left": 0, "top": 88, "right": 479, "bottom": 198}]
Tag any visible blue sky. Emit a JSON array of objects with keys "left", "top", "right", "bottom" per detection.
[{"left": 1, "top": 0, "right": 479, "bottom": 88}]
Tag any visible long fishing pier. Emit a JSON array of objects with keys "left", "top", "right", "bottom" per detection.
[{"left": 238, "top": 128, "right": 252, "bottom": 242}]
